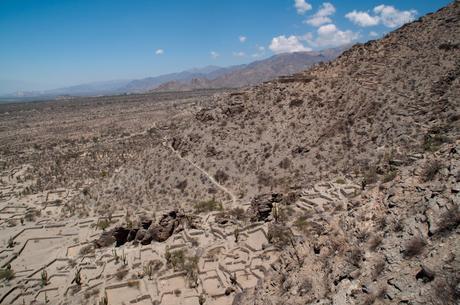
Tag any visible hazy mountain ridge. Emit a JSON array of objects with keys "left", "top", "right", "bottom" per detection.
[
  {"left": 0, "top": 46, "right": 348, "bottom": 98},
  {"left": 152, "top": 46, "right": 349, "bottom": 92}
]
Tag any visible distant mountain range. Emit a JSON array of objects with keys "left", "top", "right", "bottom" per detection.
[{"left": 1, "top": 45, "right": 350, "bottom": 99}]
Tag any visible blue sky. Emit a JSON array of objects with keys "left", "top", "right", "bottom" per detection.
[{"left": 0, "top": 0, "right": 451, "bottom": 91}]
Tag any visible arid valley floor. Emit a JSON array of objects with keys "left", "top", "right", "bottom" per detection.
[{"left": 0, "top": 2, "right": 460, "bottom": 305}]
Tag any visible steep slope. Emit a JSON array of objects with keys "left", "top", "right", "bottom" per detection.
[{"left": 87, "top": 3, "right": 459, "bottom": 304}]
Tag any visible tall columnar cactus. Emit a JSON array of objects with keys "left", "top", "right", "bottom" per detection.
[
  {"left": 99, "top": 291, "right": 108, "bottom": 305},
  {"left": 113, "top": 249, "right": 119, "bottom": 264},
  {"left": 272, "top": 203, "right": 280, "bottom": 223},
  {"left": 41, "top": 269, "right": 48, "bottom": 287},
  {"left": 121, "top": 249, "right": 127, "bottom": 266},
  {"left": 73, "top": 268, "right": 82, "bottom": 285}
]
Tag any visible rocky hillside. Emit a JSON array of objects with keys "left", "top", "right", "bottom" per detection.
[
  {"left": 0, "top": 2, "right": 458, "bottom": 305},
  {"left": 90, "top": 2, "right": 459, "bottom": 303}
]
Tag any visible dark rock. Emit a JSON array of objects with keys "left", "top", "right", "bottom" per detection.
[
  {"left": 148, "top": 210, "right": 184, "bottom": 242},
  {"left": 289, "top": 99, "right": 304, "bottom": 107},
  {"left": 113, "top": 226, "right": 131, "bottom": 247},
  {"left": 93, "top": 231, "right": 116, "bottom": 248},
  {"left": 416, "top": 265, "right": 435, "bottom": 283},
  {"left": 248, "top": 193, "right": 283, "bottom": 221},
  {"left": 225, "top": 287, "right": 235, "bottom": 295}
]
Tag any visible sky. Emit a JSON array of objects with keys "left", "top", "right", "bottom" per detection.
[{"left": 0, "top": 0, "right": 452, "bottom": 92}]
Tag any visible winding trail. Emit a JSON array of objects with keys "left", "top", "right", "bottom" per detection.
[{"left": 162, "top": 138, "right": 237, "bottom": 206}]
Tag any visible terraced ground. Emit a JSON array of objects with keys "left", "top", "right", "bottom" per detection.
[{"left": 0, "top": 160, "right": 361, "bottom": 305}]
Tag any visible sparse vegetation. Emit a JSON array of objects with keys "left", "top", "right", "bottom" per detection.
[
  {"left": 0, "top": 266, "right": 14, "bottom": 281},
  {"left": 421, "top": 160, "right": 443, "bottom": 182},
  {"left": 194, "top": 199, "right": 223, "bottom": 214}
]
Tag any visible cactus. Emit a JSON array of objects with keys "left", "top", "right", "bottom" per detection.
[
  {"left": 40, "top": 269, "right": 48, "bottom": 287},
  {"left": 198, "top": 293, "right": 206, "bottom": 305},
  {"left": 233, "top": 227, "right": 240, "bottom": 243},
  {"left": 73, "top": 268, "right": 82, "bottom": 285},
  {"left": 7, "top": 237, "right": 14, "bottom": 248},
  {"left": 272, "top": 203, "right": 280, "bottom": 223},
  {"left": 121, "top": 249, "right": 127, "bottom": 266},
  {"left": 144, "top": 263, "right": 153, "bottom": 280},
  {"left": 98, "top": 291, "right": 108, "bottom": 305},
  {"left": 113, "top": 249, "right": 119, "bottom": 264}
]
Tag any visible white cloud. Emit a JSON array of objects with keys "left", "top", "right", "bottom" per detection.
[
  {"left": 369, "top": 31, "right": 379, "bottom": 37},
  {"left": 239, "top": 36, "right": 247, "bottom": 43},
  {"left": 305, "top": 2, "right": 336, "bottom": 27},
  {"left": 233, "top": 51, "right": 246, "bottom": 57},
  {"left": 294, "top": 0, "right": 312, "bottom": 15},
  {"left": 374, "top": 5, "right": 417, "bottom": 28},
  {"left": 155, "top": 49, "right": 164, "bottom": 55},
  {"left": 210, "top": 51, "right": 219, "bottom": 59},
  {"left": 345, "top": 10, "right": 379, "bottom": 27},
  {"left": 269, "top": 35, "right": 312, "bottom": 54},
  {"left": 302, "top": 24, "right": 359, "bottom": 48},
  {"left": 346, "top": 5, "right": 417, "bottom": 28}
]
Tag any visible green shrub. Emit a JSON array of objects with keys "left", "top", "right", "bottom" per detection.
[
  {"left": 382, "top": 171, "right": 397, "bottom": 183},
  {"left": 0, "top": 268, "right": 14, "bottom": 281},
  {"left": 294, "top": 215, "right": 309, "bottom": 234},
  {"left": 194, "top": 199, "right": 223, "bottom": 214}
]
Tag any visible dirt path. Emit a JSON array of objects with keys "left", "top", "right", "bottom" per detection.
[{"left": 162, "top": 138, "right": 237, "bottom": 206}]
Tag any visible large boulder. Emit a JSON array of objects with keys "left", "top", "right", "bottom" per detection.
[
  {"left": 248, "top": 193, "right": 283, "bottom": 221},
  {"left": 148, "top": 210, "right": 184, "bottom": 242}
]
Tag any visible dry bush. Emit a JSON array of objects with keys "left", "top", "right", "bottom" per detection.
[
  {"left": 79, "top": 244, "right": 95, "bottom": 256},
  {"left": 347, "top": 247, "right": 364, "bottom": 267},
  {"left": 368, "top": 235, "right": 383, "bottom": 251},
  {"left": 381, "top": 170, "right": 397, "bottom": 183},
  {"left": 421, "top": 160, "right": 443, "bottom": 182},
  {"left": 363, "top": 166, "right": 379, "bottom": 186},
  {"left": 403, "top": 237, "right": 426, "bottom": 258},
  {"left": 372, "top": 259, "right": 386, "bottom": 280},
  {"left": 433, "top": 274, "right": 460, "bottom": 305},
  {"left": 115, "top": 269, "right": 129, "bottom": 280},
  {"left": 436, "top": 209, "right": 460, "bottom": 236}
]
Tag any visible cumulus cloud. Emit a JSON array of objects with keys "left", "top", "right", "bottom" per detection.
[
  {"left": 155, "top": 49, "right": 164, "bottom": 55},
  {"left": 302, "top": 24, "right": 359, "bottom": 48},
  {"left": 345, "top": 10, "right": 379, "bottom": 27},
  {"left": 239, "top": 36, "right": 247, "bottom": 43},
  {"left": 346, "top": 5, "right": 417, "bottom": 28},
  {"left": 294, "top": 0, "right": 312, "bottom": 15},
  {"left": 305, "top": 2, "right": 336, "bottom": 27},
  {"left": 374, "top": 5, "right": 417, "bottom": 28},
  {"left": 210, "top": 51, "right": 219, "bottom": 59},
  {"left": 269, "top": 35, "right": 312, "bottom": 54}
]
